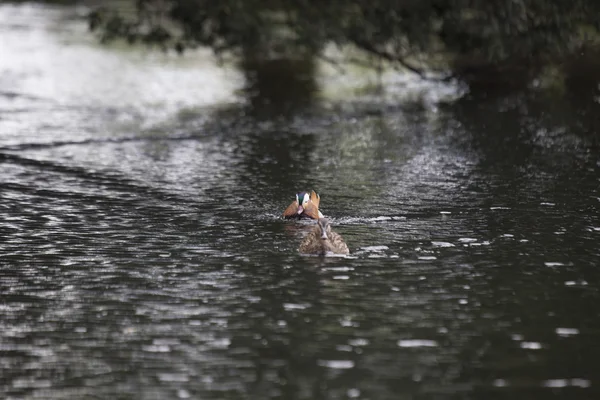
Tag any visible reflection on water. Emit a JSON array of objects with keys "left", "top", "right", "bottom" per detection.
[{"left": 1, "top": 3, "right": 600, "bottom": 400}]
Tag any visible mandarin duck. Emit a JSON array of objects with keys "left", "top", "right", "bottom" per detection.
[{"left": 283, "top": 190, "right": 324, "bottom": 219}]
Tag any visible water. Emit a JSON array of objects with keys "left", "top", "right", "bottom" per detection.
[{"left": 1, "top": 3, "right": 600, "bottom": 400}]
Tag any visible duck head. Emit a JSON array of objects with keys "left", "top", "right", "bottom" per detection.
[
  {"left": 296, "top": 191, "right": 310, "bottom": 215},
  {"left": 318, "top": 218, "right": 331, "bottom": 240}
]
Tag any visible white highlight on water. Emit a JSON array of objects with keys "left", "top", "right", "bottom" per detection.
[
  {"left": 142, "top": 344, "right": 171, "bottom": 353},
  {"left": 317, "top": 360, "right": 355, "bottom": 369},
  {"left": 157, "top": 373, "right": 189, "bottom": 382},
  {"left": 397, "top": 339, "right": 438, "bottom": 348},
  {"left": 520, "top": 341, "right": 542, "bottom": 350},
  {"left": 432, "top": 241, "right": 455, "bottom": 247},
  {"left": 564, "top": 280, "right": 588, "bottom": 286},
  {"left": 284, "top": 303, "right": 310, "bottom": 311},
  {"left": 361, "top": 245, "right": 389, "bottom": 252},
  {"left": 555, "top": 327, "right": 579, "bottom": 336},
  {"left": 542, "top": 379, "right": 590, "bottom": 388},
  {"left": 348, "top": 338, "right": 370, "bottom": 346},
  {"left": 544, "top": 262, "right": 564, "bottom": 267}
]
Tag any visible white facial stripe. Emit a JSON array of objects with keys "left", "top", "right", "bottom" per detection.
[{"left": 302, "top": 193, "right": 310, "bottom": 205}]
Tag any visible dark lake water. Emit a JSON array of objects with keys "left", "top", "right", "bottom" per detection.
[{"left": 1, "top": 4, "right": 600, "bottom": 400}]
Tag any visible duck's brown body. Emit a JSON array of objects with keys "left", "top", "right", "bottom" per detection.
[{"left": 299, "top": 218, "right": 349, "bottom": 255}]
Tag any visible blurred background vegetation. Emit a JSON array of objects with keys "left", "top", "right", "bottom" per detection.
[
  {"left": 13, "top": 0, "right": 600, "bottom": 101},
  {"left": 85, "top": 0, "right": 600, "bottom": 97}
]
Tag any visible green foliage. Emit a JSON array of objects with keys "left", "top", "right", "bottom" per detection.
[{"left": 89, "top": 0, "right": 600, "bottom": 80}]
